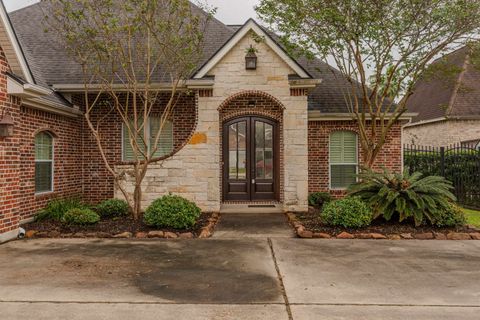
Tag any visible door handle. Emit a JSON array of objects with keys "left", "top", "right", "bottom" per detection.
[{"left": 252, "top": 179, "right": 255, "bottom": 184}]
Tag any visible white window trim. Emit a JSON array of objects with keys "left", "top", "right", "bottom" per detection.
[
  {"left": 122, "top": 117, "right": 173, "bottom": 161},
  {"left": 328, "top": 131, "right": 359, "bottom": 190},
  {"left": 35, "top": 132, "right": 54, "bottom": 195}
]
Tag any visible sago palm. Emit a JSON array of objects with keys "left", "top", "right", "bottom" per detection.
[{"left": 348, "top": 168, "right": 456, "bottom": 226}]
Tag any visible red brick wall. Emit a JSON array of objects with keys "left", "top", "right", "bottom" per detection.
[
  {"left": 308, "top": 120, "right": 403, "bottom": 197},
  {"left": 75, "top": 92, "right": 197, "bottom": 204},
  {"left": 0, "top": 49, "right": 21, "bottom": 235},
  {"left": 17, "top": 106, "right": 83, "bottom": 220},
  {"left": 0, "top": 46, "right": 84, "bottom": 229}
]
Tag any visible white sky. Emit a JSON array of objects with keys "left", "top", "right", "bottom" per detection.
[{"left": 4, "top": 0, "right": 261, "bottom": 24}]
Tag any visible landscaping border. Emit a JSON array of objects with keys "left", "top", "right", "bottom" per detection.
[
  {"left": 286, "top": 212, "right": 480, "bottom": 240},
  {"left": 23, "top": 213, "right": 221, "bottom": 240}
]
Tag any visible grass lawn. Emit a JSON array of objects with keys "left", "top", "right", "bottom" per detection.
[{"left": 463, "top": 208, "right": 480, "bottom": 227}]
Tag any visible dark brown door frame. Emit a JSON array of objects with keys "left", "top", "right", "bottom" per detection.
[{"left": 222, "top": 116, "right": 279, "bottom": 202}]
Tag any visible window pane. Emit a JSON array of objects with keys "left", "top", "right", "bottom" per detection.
[
  {"left": 343, "top": 133, "right": 357, "bottom": 163},
  {"left": 123, "top": 118, "right": 147, "bottom": 161},
  {"left": 229, "top": 123, "right": 238, "bottom": 179},
  {"left": 35, "top": 133, "right": 53, "bottom": 160},
  {"left": 255, "top": 122, "right": 265, "bottom": 179},
  {"left": 151, "top": 118, "right": 174, "bottom": 158},
  {"left": 35, "top": 162, "right": 52, "bottom": 193},
  {"left": 330, "top": 131, "right": 357, "bottom": 164},
  {"left": 237, "top": 122, "right": 247, "bottom": 179},
  {"left": 331, "top": 165, "right": 356, "bottom": 189}
]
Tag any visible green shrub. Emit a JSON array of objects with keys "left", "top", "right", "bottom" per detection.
[
  {"left": 96, "top": 199, "right": 129, "bottom": 218},
  {"left": 435, "top": 203, "right": 467, "bottom": 227},
  {"left": 308, "top": 192, "right": 332, "bottom": 208},
  {"left": 322, "top": 197, "right": 373, "bottom": 228},
  {"left": 348, "top": 168, "right": 456, "bottom": 226},
  {"left": 144, "top": 195, "right": 201, "bottom": 229},
  {"left": 35, "top": 198, "right": 88, "bottom": 222},
  {"left": 62, "top": 208, "right": 100, "bottom": 225}
]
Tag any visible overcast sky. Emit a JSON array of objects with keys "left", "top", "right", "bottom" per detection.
[{"left": 3, "top": 0, "right": 261, "bottom": 24}]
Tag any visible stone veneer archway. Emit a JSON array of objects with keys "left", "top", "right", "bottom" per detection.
[{"left": 218, "top": 90, "right": 285, "bottom": 203}]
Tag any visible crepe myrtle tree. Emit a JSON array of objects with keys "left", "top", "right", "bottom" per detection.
[
  {"left": 257, "top": 0, "right": 480, "bottom": 167},
  {"left": 45, "top": 0, "right": 213, "bottom": 219}
]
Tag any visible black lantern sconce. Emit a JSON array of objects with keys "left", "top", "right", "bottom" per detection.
[
  {"left": 0, "top": 111, "right": 14, "bottom": 137},
  {"left": 245, "top": 45, "right": 258, "bottom": 70}
]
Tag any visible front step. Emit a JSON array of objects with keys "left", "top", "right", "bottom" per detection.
[{"left": 220, "top": 203, "right": 284, "bottom": 214}]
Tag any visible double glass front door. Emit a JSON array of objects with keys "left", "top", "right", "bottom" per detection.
[{"left": 223, "top": 116, "right": 278, "bottom": 201}]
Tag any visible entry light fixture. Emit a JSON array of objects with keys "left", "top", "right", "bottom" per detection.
[
  {"left": 245, "top": 45, "right": 258, "bottom": 70},
  {"left": 0, "top": 111, "right": 14, "bottom": 137}
]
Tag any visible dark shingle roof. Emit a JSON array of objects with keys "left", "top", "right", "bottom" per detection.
[
  {"left": 9, "top": 1, "right": 359, "bottom": 114},
  {"left": 407, "top": 46, "right": 480, "bottom": 123}
]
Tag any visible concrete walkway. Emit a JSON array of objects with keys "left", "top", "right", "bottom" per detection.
[
  {"left": 213, "top": 212, "right": 294, "bottom": 238},
  {"left": 0, "top": 238, "right": 479, "bottom": 319}
]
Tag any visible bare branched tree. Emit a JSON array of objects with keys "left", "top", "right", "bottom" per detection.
[{"left": 45, "top": 0, "right": 213, "bottom": 219}]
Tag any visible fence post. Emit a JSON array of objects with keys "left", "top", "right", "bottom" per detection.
[{"left": 440, "top": 147, "right": 445, "bottom": 177}]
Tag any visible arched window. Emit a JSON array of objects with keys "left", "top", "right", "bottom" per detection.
[
  {"left": 330, "top": 131, "right": 358, "bottom": 189},
  {"left": 35, "top": 132, "right": 54, "bottom": 193}
]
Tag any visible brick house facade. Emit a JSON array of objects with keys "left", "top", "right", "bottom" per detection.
[{"left": 0, "top": 4, "right": 410, "bottom": 242}]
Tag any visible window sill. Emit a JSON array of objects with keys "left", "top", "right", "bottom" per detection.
[{"left": 35, "top": 191, "right": 55, "bottom": 199}]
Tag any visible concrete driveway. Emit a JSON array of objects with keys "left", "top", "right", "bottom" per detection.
[{"left": 0, "top": 238, "right": 479, "bottom": 319}]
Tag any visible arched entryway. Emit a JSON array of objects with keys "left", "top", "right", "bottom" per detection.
[
  {"left": 218, "top": 90, "right": 285, "bottom": 203},
  {"left": 222, "top": 116, "right": 280, "bottom": 201}
]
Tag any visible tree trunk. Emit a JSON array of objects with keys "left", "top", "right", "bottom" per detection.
[{"left": 133, "top": 184, "right": 143, "bottom": 220}]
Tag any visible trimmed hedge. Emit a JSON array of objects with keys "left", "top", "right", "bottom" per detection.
[
  {"left": 96, "top": 199, "right": 129, "bottom": 218},
  {"left": 144, "top": 195, "right": 201, "bottom": 229},
  {"left": 62, "top": 208, "right": 100, "bottom": 225},
  {"left": 322, "top": 197, "right": 373, "bottom": 228}
]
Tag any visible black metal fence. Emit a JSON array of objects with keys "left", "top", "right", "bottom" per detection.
[{"left": 404, "top": 144, "right": 480, "bottom": 209}]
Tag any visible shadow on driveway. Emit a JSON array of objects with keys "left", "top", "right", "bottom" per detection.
[{"left": 0, "top": 239, "right": 283, "bottom": 304}]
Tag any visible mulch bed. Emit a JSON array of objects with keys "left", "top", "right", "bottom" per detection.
[
  {"left": 287, "top": 208, "right": 480, "bottom": 240},
  {"left": 22, "top": 212, "right": 220, "bottom": 239}
]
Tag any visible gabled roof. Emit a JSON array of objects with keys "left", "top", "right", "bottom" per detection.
[
  {"left": 7, "top": 1, "right": 371, "bottom": 114},
  {"left": 407, "top": 46, "right": 480, "bottom": 124},
  {"left": 194, "top": 19, "right": 312, "bottom": 79}
]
